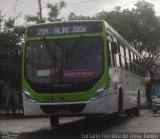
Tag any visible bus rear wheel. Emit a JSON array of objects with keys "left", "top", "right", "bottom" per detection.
[
  {"left": 113, "top": 88, "right": 123, "bottom": 120},
  {"left": 133, "top": 92, "right": 140, "bottom": 116},
  {"left": 125, "top": 109, "right": 132, "bottom": 117},
  {"left": 50, "top": 115, "right": 59, "bottom": 128},
  {"left": 118, "top": 88, "right": 123, "bottom": 113}
]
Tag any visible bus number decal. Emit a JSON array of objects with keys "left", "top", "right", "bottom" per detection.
[
  {"left": 38, "top": 28, "right": 49, "bottom": 36},
  {"left": 71, "top": 26, "right": 87, "bottom": 33},
  {"left": 43, "top": 95, "right": 54, "bottom": 103}
]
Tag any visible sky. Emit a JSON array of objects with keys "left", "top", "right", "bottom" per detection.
[{"left": 0, "top": 0, "right": 159, "bottom": 24}]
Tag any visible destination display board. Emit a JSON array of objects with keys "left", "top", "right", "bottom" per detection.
[{"left": 26, "top": 21, "right": 103, "bottom": 37}]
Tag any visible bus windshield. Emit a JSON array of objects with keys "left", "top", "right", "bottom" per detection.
[{"left": 25, "top": 37, "right": 103, "bottom": 84}]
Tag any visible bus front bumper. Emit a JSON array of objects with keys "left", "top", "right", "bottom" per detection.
[{"left": 23, "top": 95, "right": 110, "bottom": 116}]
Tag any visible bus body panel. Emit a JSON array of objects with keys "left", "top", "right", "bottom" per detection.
[
  {"left": 23, "top": 89, "right": 119, "bottom": 116},
  {"left": 108, "top": 68, "right": 146, "bottom": 111}
]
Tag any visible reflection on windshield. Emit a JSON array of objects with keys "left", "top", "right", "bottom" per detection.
[{"left": 26, "top": 37, "right": 103, "bottom": 84}]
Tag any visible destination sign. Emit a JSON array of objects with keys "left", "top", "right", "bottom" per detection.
[
  {"left": 63, "top": 70, "right": 96, "bottom": 78},
  {"left": 27, "top": 21, "right": 103, "bottom": 37}
]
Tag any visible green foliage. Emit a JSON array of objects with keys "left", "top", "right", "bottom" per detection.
[
  {"left": 68, "top": 12, "right": 91, "bottom": 21},
  {"left": 4, "top": 18, "right": 15, "bottom": 31},
  {"left": 25, "top": 1, "right": 66, "bottom": 24},
  {"left": 0, "top": 15, "right": 25, "bottom": 88},
  {"left": 68, "top": 12, "right": 77, "bottom": 20},
  {"left": 25, "top": 14, "right": 41, "bottom": 24},
  {"left": 25, "top": 12, "right": 46, "bottom": 24},
  {"left": 47, "top": 1, "right": 66, "bottom": 22},
  {"left": 69, "top": 1, "right": 160, "bottom": 55}
]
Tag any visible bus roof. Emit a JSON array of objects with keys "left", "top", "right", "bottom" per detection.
[
  {"left": 27, "top": 20, "right": 104, "bottom": 27},
  {"left": 26, "top": 20, "right": 104, "bottom": 37},
  {"left": 26, "top": 20, "right": 142, "bottom": 58},
  {"left": 104, "top": 21, "right": 142, "bottom": 58}
]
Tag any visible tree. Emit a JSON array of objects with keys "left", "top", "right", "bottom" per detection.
[
  {"left": 68, "top": 12, "right": 91, "bottom": 21},
  {"left": 0, "top": 14, "right": 25, "bottom": 88},
  {"left": 131, "top": 1, "right": 160, "bottom": 107},
  {"left": 47, "top": 1, "right": 66, "bottom": 22},
  {"left": 25, "top": 12, "right": 46, "bottom": 24},
  {"left": 25, "top": 1, "right": 66, "bottom": 24},
  {"left": 68, "top": 12, "right": 77, "bottom": 20}
]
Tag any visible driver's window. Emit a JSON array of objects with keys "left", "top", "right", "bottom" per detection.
[{"left": 107, "top": 35, "right": 115, "bottom": 68}]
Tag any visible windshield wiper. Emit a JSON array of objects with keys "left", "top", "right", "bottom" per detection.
[
  {"left": 42, "top": 37, "right": 57, "bottom": 73},
  {"left": 43, "top": 38, "right": 64, "bottom": 82},
  {"left": 51, "top": 40, "right": 64, "bottom": 82}
]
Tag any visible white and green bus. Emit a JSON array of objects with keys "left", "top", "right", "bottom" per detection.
[{"left": 22, "top": 20, "right": 146, "bottom": 127}]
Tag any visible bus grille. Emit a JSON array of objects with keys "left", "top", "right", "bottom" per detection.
[{"left": 40, "top": 104, "right": 86, "bottom": 114}]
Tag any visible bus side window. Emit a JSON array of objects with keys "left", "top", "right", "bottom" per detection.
[
  {"left": 107, "top": 35, "right": 115, "bottom": 67},
  {"left": 117, "top": 42, "right": 122, "bottom": 68},
  {"left": 120, "top": 44, "right": 126, "bottom": 69},
  {"left": 111, "top": 38, "right": 121, "bottom": 68},
  {"left": 126, "top": 48, "right": 130, "bottom": 71},
  {"left": 109, "top": 42, "right": 115, "bottom": 67},
  {"left": 123, "top": 45, "right": 128, "bottom": 70},
  {"left": 132, "top": 53, "right": 136, "bottom": 73},
  {"left": 133, "top": 53, "right": 137, "bottom": 74},
  {"left": 107, "top": 40, "right": 111, "bottom": 67},
  {"left": 129, "top": 51, "right": 133, "bottom": 73},
  {"left": 134, "top": 54, "right": 138, "bottom": 75},
  {"left": 140, "top": 59, "right": 143, "bottom": 76},
  {"left": 137, "top": 56, "right": 140, "bottom": 75}
]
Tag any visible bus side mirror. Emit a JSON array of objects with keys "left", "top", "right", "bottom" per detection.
[{"left": 111, "top": 42, "right": 118, "bottom": 54}]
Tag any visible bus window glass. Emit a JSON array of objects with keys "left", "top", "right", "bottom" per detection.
[
  {"left": 140, "top": 59, "right": 143, "bottom": 76},
  {"left": 137, "top": 56, "right": 140, "bottom": 75},
  {"left": 112, "top": 39, "right": 120, "bottom": 67},
  {"left": 108, "top": 41, "right": 115, "bottom": 67},
  {"left": 126, "top": 48, "right": 130, "bottom": 71},
  {"left": 120, "top": 45, "right": 125, "bottom": 69},
  {"left": 107, "top": 35, "right": 115, "bottom": 67},
  {"left": 117, "top": 43, "right": 122, "bottom": 68},
  {"left": 133, "top": 53, "right": 137, "bottom": 74},
  {"left": 26, "top": 37, "right": 104, "bottom": 84},
  {"left": 130, "top": 51, "right": 134, "bottom": 72},
  {"left": 134, "top": 54, "right": 138, "bottom": 74},
  {"left": 123, "top": 46, "right": 127, "bottom": 70},
  {"left": 115, "top": 54, "right": 120, "bottom": 67}
]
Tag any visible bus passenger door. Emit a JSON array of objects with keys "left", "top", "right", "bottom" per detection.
[{"left": 106, "top": 35, "right": 119, "bottom": 113}]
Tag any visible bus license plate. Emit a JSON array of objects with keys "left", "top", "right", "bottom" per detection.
[{"left": 55, "top": 109, "right": 71, "bottom": 114}]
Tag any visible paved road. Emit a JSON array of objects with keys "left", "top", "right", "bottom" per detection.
[{"left": 0, "top": 110, "right": 160, "bottom": 139}]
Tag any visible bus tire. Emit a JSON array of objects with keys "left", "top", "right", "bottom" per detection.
[
  {"left": 110, "top": 112, "right": 119, "bottom": 122},
  {"left": 118, "top": 88, "right": 123, "bottom": 113},
  {"left": 50, "top": 115, "right": 59, "bottom": 128},
  {"left": 125, "top": 109, "right": 132, "bottom": 117},
  {"left": 152, "top": 109, "right": 158, "bottom": 114},
  {"left": 133, "top": 91, "right": 140, "bottom": 116}
]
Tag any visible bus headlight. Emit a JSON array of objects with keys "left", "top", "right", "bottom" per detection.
[
  {"left": 23, "top": 89, "right": 36, "bottom": 103},
  {"left": 91, "top": 85, "right": 106, "bottom": 100}
]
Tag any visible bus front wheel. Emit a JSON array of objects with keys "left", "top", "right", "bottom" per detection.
[
  {"left": 50, "top": 115, "right": 59, "bottom": 128},
  {"left": 118, "top": 88, "right": 123, "bottom": 113}
]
